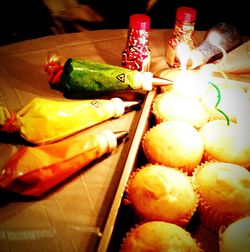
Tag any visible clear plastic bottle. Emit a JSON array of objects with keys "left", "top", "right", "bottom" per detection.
[
  {"left": 122, "top": 13, "right": 151, "bottom": 72},
  {"left": 187, "top": 22, "right": 242, "bottom": 69},
  {"left": 166, "top": 6, "right": 197, "bottom": 68}
]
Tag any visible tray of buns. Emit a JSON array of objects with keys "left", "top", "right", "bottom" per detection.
[{"left": 97, "top": 69, "right": 250, "bottom": 252}]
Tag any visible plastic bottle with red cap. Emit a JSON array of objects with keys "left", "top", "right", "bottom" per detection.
[
  {"left": 166, "top": 6, "right": 197, "bottom": 68},
  {"left": 122, "top": 13, "right": 151, "bottom": 72}
]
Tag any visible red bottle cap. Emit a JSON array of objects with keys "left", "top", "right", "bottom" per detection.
[
  {"left": 176, "top": 6, "right": 197, "bottom": 22},
  {"left": 129, "top": 14, "right": 151, "bottom": 30}
]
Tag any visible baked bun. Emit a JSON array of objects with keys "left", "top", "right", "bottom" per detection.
[
  {"left": 125, "top": 164, "right": 198, "bottom": 227},
  {"left": 152, "top": 91, "right": 209, "bottom": 129},
  {"left": 200, "top": 83, "right": 250, "bottom": 122},
  {"left": 157, "top": 68, "right": 209, "bottom": 97},
  {"left": 120, "top": 221, "right": 201, "bottom": 252},
  {"left": 142, "top": 121, "right": 204, "bottom": 174},
  {"left": 219, "top": 216, "right": 250, "bottom": 252},
  {"left": 195, "top": 161, "right": 250, "bottom": 232},
  {"left": 199, "top": 120, "right": 250, "bottom": 169}
]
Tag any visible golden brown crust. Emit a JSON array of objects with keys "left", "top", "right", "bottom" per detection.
[
  {"left": 194, "top": 162, "right": 250, "bottom": 231},
  {"left": 152, "top": 92, "right": 209, "bottom": 129},
  {"left": 142, "top": 121, "right": 204, "bottom": 174},
  {"left": 125, "top": 164, "right": 198, "bottom": 227},
  {"left": 120, "top": 221, "right": 202, "bottom": 252},
  {"left": 219, "top": 216, "right": 250, "bottom": 252},
  {"left": 199, "top": 120, "right": 250, "bottom": 169},
  {"left": 200, "top": 84, "right": 250, "bottom": 122}
]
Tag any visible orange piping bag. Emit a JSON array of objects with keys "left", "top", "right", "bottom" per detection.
[{"left": 0, "top": 130, "right": 128, "bottom": 197}]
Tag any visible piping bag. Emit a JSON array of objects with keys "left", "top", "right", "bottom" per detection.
[
  {"left": 0, "top": 97, "right": 139, "bottom": 145},
  {"left": 45, "top": 54, "right": 173, "bottom": 98},
  {"left": 0, "top": 130, "right": 128, "bottom": 197}
]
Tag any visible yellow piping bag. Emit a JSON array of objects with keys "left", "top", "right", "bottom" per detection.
[{"left": 0, "top": 97, "right": 139, "bottom": 145}]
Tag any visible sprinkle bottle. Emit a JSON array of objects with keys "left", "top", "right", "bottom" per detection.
[
  {"left": 166, "top": 6, "right": 197, "bottom": 68},
  {"left": 122, "top": 14, "right": 151, "bottom": 72}
]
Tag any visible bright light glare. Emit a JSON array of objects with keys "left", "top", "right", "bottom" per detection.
[
  {"left": 173, "top": 70, "right": 208, "bottom": 97},
  {"left": 177, "top": 42, "right": 191, "bottom": 72},
  {"left": 174, "top": 42, "right": 208, "bottom": 97}
]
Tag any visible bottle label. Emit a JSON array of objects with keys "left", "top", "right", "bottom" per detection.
[
  {"left": 166, "top": 21, "right": 195, "bottom": 67},
  {"left": 122, "top": 28, "right": 151, "bottom": 72},
  {"left": 140, "top": 53, "right": 151, "bottom": 72},
  {"left": 176, "top": 24, "right": 195, "bottom": 44},
  {"left": 166, "top": 40, "right": 177, "bottom": 67}
]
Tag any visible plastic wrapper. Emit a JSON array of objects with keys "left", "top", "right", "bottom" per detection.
[
  {"left": 0, "top": 97, "right": 135, "bottom": 145},
  {"left": 45, "top": 56, "right": 154, "bottom": 98},
  {"left": 0, "top": 130, "right": 127, "bottom": 197}
]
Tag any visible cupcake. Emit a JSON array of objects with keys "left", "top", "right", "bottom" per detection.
[
  {"left": 152, "top": 91, "right": 209, "bottom": 129},
  {"left": 195, "top": 162, "right": 250, "bottom": 232},
  {"left": 200, "top": 83, "right": 250, "bottom": 122},
  {"left": 157, "top": 68, "right": 209, "bottom": 97},
  {"left": 199, "top": 120, "right": 250, "bottom": 169},
  {"left": 120, "top": 221, "right": 202, "bottom": 252},
  {"left": 142, "top": 121, "right": 204, "bottom": 174},
  {"left": 219, "top": 216, "right": 250, "bottom": 252},
  {"left": 125, "top": 164, "right": 198, "bottom": 227}
]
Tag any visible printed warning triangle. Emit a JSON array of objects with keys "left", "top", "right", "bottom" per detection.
[{"left": 116, "top": 73, "right": 125, "bottom": 82}]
